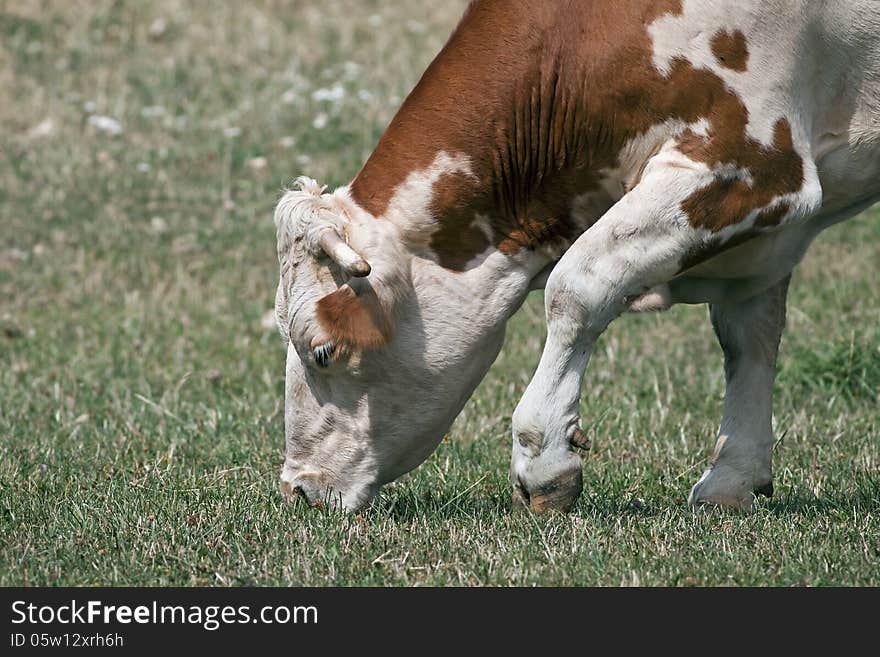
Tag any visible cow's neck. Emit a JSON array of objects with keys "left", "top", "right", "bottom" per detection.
[
  {"left": 351, "top": 1, "right": 763, "bottom": 293},
  {"left": 347, "top": 143, "right": 560, "bottom": 330},
  {"left": 346, "top": 4, "right": 624, "bottom": 322}
]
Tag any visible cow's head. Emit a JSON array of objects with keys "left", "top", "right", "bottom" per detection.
[{"left": 273, "top": 178, "right": 523, "bottom": 510}]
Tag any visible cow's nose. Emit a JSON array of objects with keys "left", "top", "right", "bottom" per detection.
[
  {"left": 280, "top": 477, "right": 313, "bottom": 506},
  {"left": 282, "top": 476, "right": 331, "bottom": 509}
]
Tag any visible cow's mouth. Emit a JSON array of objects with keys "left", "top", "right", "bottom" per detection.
[{"left": 279, "top": 474, "right": 325, "bottom": 508}]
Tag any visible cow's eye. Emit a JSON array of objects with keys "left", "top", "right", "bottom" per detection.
[{"left": 313, "top": 342, "right": 335, "bottom": 368}]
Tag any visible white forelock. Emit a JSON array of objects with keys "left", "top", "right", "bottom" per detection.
[{"left": 274, "top": 177, "right": 352, "bottom": 263}]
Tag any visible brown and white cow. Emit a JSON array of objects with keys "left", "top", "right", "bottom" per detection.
[{"left": 273, "top": 0, "right": 880, "bottom": 511}]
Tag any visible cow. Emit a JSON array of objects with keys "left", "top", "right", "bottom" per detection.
[{"left": 272, "top": 0, "right": 880, "bottom": 512}]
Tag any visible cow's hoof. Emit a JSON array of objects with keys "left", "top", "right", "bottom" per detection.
[
  {"left": 688, "top": 465, "right": 772, "bottom": 511},
  {"left": 512, "top": 456, "right": 583, "bottom": 513}
]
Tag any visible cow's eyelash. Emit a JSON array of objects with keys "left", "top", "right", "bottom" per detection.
[{"left": 313, "top": 343, "right": 335, "bottom": 367}]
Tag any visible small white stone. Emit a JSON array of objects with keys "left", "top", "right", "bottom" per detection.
[
  {"left": 140, "top": 105, "right": 166, "bottom": 118},
  {"left": 150, "top": 217, "right": 168, "bottom": 233},
  {"left": 29, "top": 119, "right": 55, "bottom": 139},
  {"left": 148, "top": 17, "right": 168, "bottom": 39},
  {"left": 87, "top": 115, "right": 123, "bottom": 136}
]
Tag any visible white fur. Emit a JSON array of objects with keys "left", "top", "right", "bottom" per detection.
[
  {"left": 274, "top": 155, "right": 543, "bottom": 510},
  {"left": 274, "top": 177, "right": 356, "bottom": 342},
  {"left": 276, "top": 1, "right": 880, "bottom": 511},
  {"left": 383, "top": 151, "right": 476, "bottom": 238}
]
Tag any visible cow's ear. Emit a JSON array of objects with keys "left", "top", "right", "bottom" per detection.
[{"left": 315, "top": 283, "right": 393, "bottom": 350}]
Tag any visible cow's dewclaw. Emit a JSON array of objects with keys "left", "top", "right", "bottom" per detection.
[{"left": 569, "top": 428, "right": 591, "bottom": 451}]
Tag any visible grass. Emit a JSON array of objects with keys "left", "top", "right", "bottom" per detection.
[{"left": 1, "top": 0, "right": 878, "bottom": 586}]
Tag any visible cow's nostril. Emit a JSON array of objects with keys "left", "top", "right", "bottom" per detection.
[{"left": 281, "top": 479, "right": 309, "bottom": 504}]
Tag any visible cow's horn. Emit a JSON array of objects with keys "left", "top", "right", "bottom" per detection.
[{"left": 317, "top": 227, "right": 371, "bottom": 277}]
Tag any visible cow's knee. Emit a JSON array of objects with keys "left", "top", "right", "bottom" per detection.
[{"left": 544, "top": 255, "right": 628, "bottom": 340}]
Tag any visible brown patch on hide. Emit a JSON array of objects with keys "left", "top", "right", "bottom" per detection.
[
  {"left": 350, "top": 0, "right": 804, "bottom": 272},
  {"left": 496, "top": 208, "right": 578, "bottom": 256},
  {"left": 427, "top": 169, "right": 491, "bottom": 271},
  {"left": 679, "top": 118, "right": 804, "bottom": 232},
  {"left": 315, "top": 284, "right": 392, "bottom": 350},
  {"left": 710, "top": 29, "right": 749, "bottom": 72},
  {"left": 754, "top": 201, "right": 792, "bottom": 227},
  {"left": 677, "top": 197, "right": 794, "bottom": 272}
]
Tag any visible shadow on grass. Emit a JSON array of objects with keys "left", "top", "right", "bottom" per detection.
[
  {"left": 372, "top": 483, "right": 672, "bottom": 522},
  {"left": 285, "top": 474, "right": 879, "bottom": 523},
  {"left": 764, "top": 480, "right": 880, "bottom": 515},
  {"left": 374, "top": 488, "right": 512, "bottom": 522},
  {"left": 382, "top": 483, "right": 880, "bottom": 522},
  {"left": 577, "top": 498, "right": 667, "bottom": 520}
]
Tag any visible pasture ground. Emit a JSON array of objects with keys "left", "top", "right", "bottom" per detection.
[{"left": 1, "top": 0, "right": 878, "bottom": 586}]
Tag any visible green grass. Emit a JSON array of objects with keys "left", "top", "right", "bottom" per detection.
[{"left": 1, "top": 0, "right": 878, "bottom": 586}]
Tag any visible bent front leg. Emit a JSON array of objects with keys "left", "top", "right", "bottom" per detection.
[
  {"left": 510, "top": 157, "right": 710, "bottom": 512},
  {"left": 689, "top": 275, "right": 791, "bottom": 509}
]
